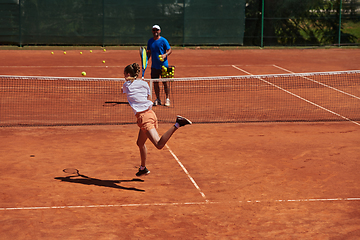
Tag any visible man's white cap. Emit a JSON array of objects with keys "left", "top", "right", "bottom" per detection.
[{"left": 152, "top": 25, "right": 161, "bottom": 30}]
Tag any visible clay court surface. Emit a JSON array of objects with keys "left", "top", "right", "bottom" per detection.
[{"left": 1, "top": 48, "right": 360, "bottom": 239}]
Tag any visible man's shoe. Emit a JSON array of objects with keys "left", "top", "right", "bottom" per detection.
[
  {"left": 153, "top": 99, "right": 161, "bottom": 106},
  {"left": 165, "top": 98, "right": 171, "bottom": 107}
]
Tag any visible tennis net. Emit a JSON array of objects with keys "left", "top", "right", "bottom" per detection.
[{"left": 1, "top": 70, "right": 359, "bottom": 127}]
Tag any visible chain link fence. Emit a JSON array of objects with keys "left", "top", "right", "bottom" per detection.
[{"left": 0, "top": 0, "right": 359, "bottom": 47}]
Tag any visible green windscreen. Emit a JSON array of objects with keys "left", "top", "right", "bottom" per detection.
[{"left": 0, "top": 0, "right": 246, "bottom": 46}]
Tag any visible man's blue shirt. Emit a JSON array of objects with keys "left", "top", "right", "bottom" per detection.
[{"left": 147, "top": 37, "right": 171, "bottom": 70}]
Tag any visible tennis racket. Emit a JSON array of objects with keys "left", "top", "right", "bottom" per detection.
[{"left": 139, "top": 46, "right": 148, "bottom": 79}]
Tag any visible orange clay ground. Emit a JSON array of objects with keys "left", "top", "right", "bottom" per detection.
[{"left": 0, "top": 48, "right": 360, "bottom": 239}]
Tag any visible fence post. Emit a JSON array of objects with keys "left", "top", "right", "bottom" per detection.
[
  {"left": 183, "top": 0, "right": 186, "bottom": 47},
  {"left": 338, "top": 0, "right": 343, "bottom": 46},
  {"left": 261, "top": 0, "right": 264, "bottom": 48},
  {"left": 19, "top": 0, "right": 22, "bottom": 47},
  {"left": 102, "top": 0, "right": 105, "bottom": 47}
]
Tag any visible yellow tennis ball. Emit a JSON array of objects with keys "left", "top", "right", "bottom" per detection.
[
  {"left": 51, "top": 52, "right": 54, "bottom": 55},
  {"left": 103, "top": 49, "right": 106, "bottom": 52},
  {"left": 64, "top": 51, "right": 66, "bottom": 54},
  {"left": 80, "top": 52, "right": 82, "bottom": 54},
  {"left": 81, "top": 71, "right": 86, "bottom": 76},
  {"left": 102, "top": 60, "right": 105, "bottom": 63},
  {"left": 90, "top": 50, "right": 92, "bottom": 53}
]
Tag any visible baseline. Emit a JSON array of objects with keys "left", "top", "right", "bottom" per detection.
[{"left": 1, "top": 197, "right": 359, "bottom": 211}]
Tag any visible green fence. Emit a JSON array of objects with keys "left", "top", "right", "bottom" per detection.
[
  {"left": 0, "top": 0, "right": 246, "bottom": 46},
  {"left": 0, "top": 0, "right": 359, "bottom": 47}
]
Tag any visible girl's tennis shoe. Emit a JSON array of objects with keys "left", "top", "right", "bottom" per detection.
[
  {"left": 136, "top": 167, "right": 150, "bottom": 176},
  {"left": 176, "top": 116, "right": 192, "bottom": 127}
]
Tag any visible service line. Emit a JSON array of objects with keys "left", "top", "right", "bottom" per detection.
[
  {"left": 273, "top": 64, "right": 360, "bottom": 100},
  {"left": 232, "top": 65, "right": 360, "bottom": 127}
]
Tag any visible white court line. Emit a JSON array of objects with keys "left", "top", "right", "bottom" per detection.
[
  {"left": 273, "top": 64, "right": 360, "bottom": 100},
  {"left": 231, "top": 65, "right": 360, "bottom": 126},
  {"left": 1, "top": 197, "right": 360, "bottom": 211},
  {"left": 232, "top": 65, "right": 252, "bottom": 75},
  {"left": 166, "top": 145, "right": 208, "bottom": 202}
]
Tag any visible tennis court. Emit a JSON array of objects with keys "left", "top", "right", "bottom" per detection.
[{"left": 1, "top": 48, "right": 360, "bottom": 239}]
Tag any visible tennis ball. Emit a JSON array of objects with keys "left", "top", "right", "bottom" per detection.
[
  {"left": 90, "top": 50, "right": 92, "bottom": 53},
  {"left": 80, "top": 52, "right": 83, "bottom": 55},
  {"left": 64, "top": 51, "right": 66, "bottom": 55},
  {"left": 51, "top": 52, "right": 54, "bottom": 55},
  {"left": 82, "top": 71, "right": 86, "bottom": 76},
  {"left": 103, "top": 49, "right": 106, "bottom": 52},
  {"left": 102, "top": 60, "right": 105, "bottom": 63}
]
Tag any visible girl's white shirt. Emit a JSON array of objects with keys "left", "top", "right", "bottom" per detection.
[{"left": 123, "top": 79, "right": 153, "bottom": 115}]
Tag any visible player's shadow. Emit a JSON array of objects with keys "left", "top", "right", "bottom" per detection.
[{"left": 54, "top": 172, "right": 145, "bottom": 192}]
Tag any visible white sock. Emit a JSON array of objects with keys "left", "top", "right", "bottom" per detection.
[{"left": 140, "top": 166, "right": 145, "bottom": 170}]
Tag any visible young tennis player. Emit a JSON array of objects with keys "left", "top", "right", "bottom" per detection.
[{"left": 122, "top": 63, "right": 192, "bottom": 176}]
